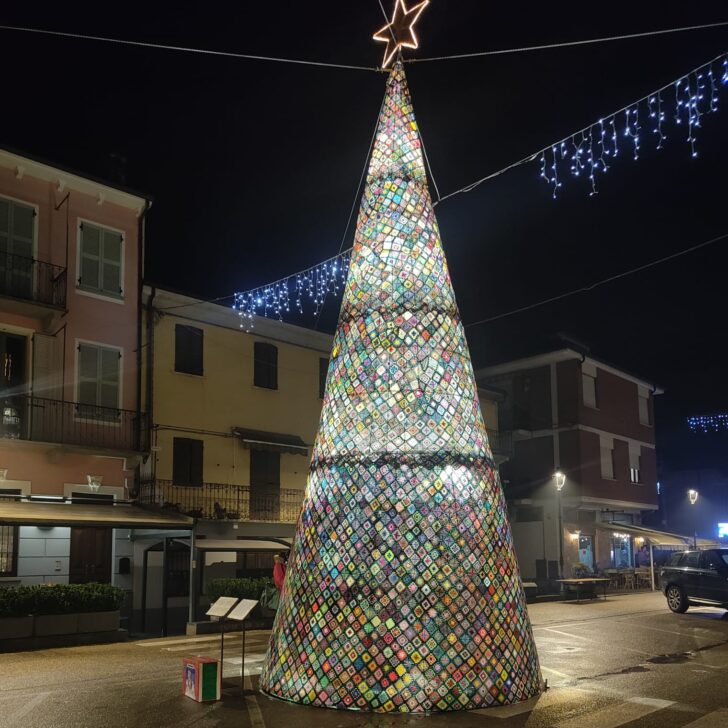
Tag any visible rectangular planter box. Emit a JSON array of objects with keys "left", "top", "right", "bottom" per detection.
[
  {"left": 77, "top": 610, "right": 119, "bottom": 634},
  {"left": 0, "top": 616, "right": 33, "bottom": 640},
  {"left": 34, "top": 613, "right": 79, "bottom": 637}
]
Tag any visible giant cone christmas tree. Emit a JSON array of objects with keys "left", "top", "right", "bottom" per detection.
[{"left": 260, "top": 62, "right": 542, "bottom": 713}]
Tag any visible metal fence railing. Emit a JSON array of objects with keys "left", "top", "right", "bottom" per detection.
[
  {"left": 0, "top": 252, "right": 67, "bottom": 309},
  {"left": 488, "top": 429, "right": 513, "bottom": 457},
  {"left": 138, "top": 480, "right": 304, "bottom": 523},
  {"left": 0, "top": 394, "right": 147, "bottom": 452}
]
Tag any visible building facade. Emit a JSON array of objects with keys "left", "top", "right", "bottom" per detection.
[
  {"left": 476, "top": 348, "right": 662, "bottom": 584},
  {"left": 0, "top": 147, "right": 150, "bottom": 600},
  {"left": 136, "top": 286, "right": 334, "bottom": 631},
  {"left": 130, "top": 289, "right": 514, "bottom": 633}
]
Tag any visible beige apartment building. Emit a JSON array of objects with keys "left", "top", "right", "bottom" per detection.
[{"left": 135, "top": 285, "right": 510, "bottom": 633}]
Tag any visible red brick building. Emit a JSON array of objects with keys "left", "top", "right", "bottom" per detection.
[{"left": 476, "top": 348, "right": 662, "bottom": 583}]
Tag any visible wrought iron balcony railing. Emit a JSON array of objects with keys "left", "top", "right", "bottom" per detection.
[
  {"left": 0, "top": 394, "right": 147, "bottom": 452},
  {"left": 488, "top": 429, "right": 513, "bottom": 458},
  {"left": 0, "top": 252, "right": 67, "bottom": 309},
  {"left": 138, "top": 480, "right": 304, "bottom": 523}
]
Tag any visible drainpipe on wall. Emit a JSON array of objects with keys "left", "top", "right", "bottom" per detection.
[
  {"left": 146, "top": 285, "right": 156, "bottom": 482},
  {"left": 136, "top": 200, "right": 151, "bottom": 454}
]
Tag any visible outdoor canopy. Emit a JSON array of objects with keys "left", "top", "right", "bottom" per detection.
[
  {"left": 231, "top": 427, "right": 309, "bottom": 456},
  {"left": 0, "top": 500, "right": 194, "bottom": 530},
  {"left": 597, "top": 522, "right": 722, "bottom": 550}
]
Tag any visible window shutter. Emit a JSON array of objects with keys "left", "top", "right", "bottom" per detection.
[
  {"left": 628, "top": 443, "right": 641, "bottom": 470},
  {"left": 78, "top": 344, "right": 99, "bottom": 406},
  {"left": 99, "top": 348, "right": 120, "bottom": 409},
  {"left": 267, "top": 452, "right": 280, "bottom": 486},
  {"left": 10, "top": 203, "right": 34, "bottom": 259},
  {"left": 250, "top": 450, "right": 280, "bottom": 487},
  {"left": 0, "top": 199, "right": 9, "bottom": 242},
  {"left": 175, "top": 325, "right": 203, "bottom": 375},
  {"left": 173, "top": 438, "right": 203, "bottom": 486},
  {"left": 101, "top": 230, "right": 122, "bottom": 294},
  {"left": 638, "top": 387, "right": 650, "bottom": 425},
  {"left": 173, "top": 438, "right": 191, "bottom": 485},
  {"left": 80, "top": 225, "right": 101, "bottom": 289},
  {"left": 600, "top": 447, "right": 613, "bottom": 479},
  {"left": 599, "top": 435, "right": 614, "bottom": 479},
  {"left": 254, "top": 342, "right": 278, "bottom": 389},
  {"left": 319, "top": 357, "right": 329, "bottom": 399},
  {"left": 250, "top": 449, "right": 265, "bottom": 486},
  {"left": 582, "top": 373, "right": 597, "bottom": 408},
  {"left": 189, "top": 439, "right": 203, "bottom": 486},
  {"left": 33, "top": 333, "right": 63, "bottom": 400}
]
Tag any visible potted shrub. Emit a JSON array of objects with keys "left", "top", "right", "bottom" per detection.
[
  {"left": 74, "top": 584, "right": 125, "bottom": 634},
  {"left": 0, "top": 584, "right": 125, "bottom": 640},
  {"left": 33, "top": 583, "right": 79, "bottom": 636},
  {"left": 0, "top": 586, "right": 34, "bottom": 639}
]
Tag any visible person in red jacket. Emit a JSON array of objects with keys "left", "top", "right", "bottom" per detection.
[{"left": 273, "top": 553, "right": 287, "bottom": 593}]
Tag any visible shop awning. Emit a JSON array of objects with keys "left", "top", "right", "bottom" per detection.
[
  {"left": 596, "top": 522, "right": 721, "bottom": 550},
  {"left": 194, "top": 537, "right": 292, "bottom": 551},
  {"left": 0, "top": 500, "right": 194, "bottom": 530},
  {"left": 231, "top": 427, "right": 309, "bottom": 456}
]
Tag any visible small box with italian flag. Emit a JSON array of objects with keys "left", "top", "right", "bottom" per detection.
[{"left": 182, "top": 656, "right": 220, "bottom": 702}]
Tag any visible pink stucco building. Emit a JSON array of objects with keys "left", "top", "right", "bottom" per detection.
[{"left": 0, "top": 146, "right": 150, "bottom": 596}]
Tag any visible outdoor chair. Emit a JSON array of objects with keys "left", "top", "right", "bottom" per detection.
[{"left": 605, "top": 569, "right": 621, "bottom": 590}]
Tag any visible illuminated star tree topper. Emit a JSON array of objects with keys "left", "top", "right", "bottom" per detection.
[{"left": 373, "top": 0, "right": 430, "bottom": 68}]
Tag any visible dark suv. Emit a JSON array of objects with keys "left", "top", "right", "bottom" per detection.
[{"left": 660, "top": 549, "right": 728, "bottom": 613}]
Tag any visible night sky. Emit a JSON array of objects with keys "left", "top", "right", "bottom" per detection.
[{"left": 1, "top": 1, "right": 727, "bottom": 476}]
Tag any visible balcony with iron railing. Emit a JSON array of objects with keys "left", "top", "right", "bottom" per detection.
[
  {"left": 0, "top": 252, "right": 67, "bottom": 315},
  {"left": 137, "top": 480, "right": 304, "bottom": 523},
  {"left": 488, "top": 429, "right": 513, "bottom": 461},
  {"left": 0, "top": 394, "right": 147, "bottom": 453}
]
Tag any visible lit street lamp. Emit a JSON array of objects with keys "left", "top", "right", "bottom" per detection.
[
  {"left": 688, "top": 489, "right": 699, "bottom": 549},
  {"left": 554, "top": 471, "right": 566, "bottom": 577}
]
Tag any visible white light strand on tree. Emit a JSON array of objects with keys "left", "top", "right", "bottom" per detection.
[
  {"left": 538, "top": 52, "right": 728, "bottom": 197},
  {"left": 233, "top": 250, "right": 352, "bottom": 329}
]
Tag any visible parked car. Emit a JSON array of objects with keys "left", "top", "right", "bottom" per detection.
[{"left": 660, "top": 549, "right": 728, "bottom": 613}]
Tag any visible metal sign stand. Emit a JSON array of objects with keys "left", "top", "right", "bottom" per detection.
[
  {"left": 241, "top": 619, "right": 246, "bottom": 693},
  {"left": 227, "top": 599, "right": 258, "bottom": 695},
  {"left": 206, "top": 597, "right": 240, "bottom": 686}
]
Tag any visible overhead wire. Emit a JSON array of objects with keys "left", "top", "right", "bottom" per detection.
[
  {"left": 0, "top": 24, "right": 383, "bottom": 73},
  {"left": 7, "top": 16, "right": 727, "bottom": 324},
  {"left": 463, "top": 232, "right": 728, "bottom": 329},
  {"left": 405, "top": 19, "right": 728, "bottom": 64},
  {"left": 311, "top": 80, "right": 390, "bottom": 329}
]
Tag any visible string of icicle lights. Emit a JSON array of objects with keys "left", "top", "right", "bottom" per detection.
[
  {"left": 539, "top": 52, "right": 728, "bottom": 197},
  {"left": 232, "top": 50, "right": 728, "bottom": 325},
  {"left": 687, "top": 414, "right": 728, "bottom": 434},
  {"left": 233, "top": 249, "right": 352, "bottom": 329}
]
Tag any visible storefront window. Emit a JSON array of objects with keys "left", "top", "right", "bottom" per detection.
[
  {"left": 610, "top": 533, "right": 633, "bottom": 568},
  {"left": 578, "top": 535, "right": 594, "bottom": 570}
]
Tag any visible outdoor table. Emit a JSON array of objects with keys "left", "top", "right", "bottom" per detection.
[{"left": 557, "top": 577, "right": 610, "bottom": 603}]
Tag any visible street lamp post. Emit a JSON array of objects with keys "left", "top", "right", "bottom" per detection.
[
  {"left": 688, "top": 489, "right": 699, "bottom": 549},
  {"left": 554, "top": 471, "right": 566, "bottom": 577}
]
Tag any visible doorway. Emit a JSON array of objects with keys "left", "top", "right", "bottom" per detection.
[
  {"left": 69, "top": 491, "right": 113, "bottom": 584},
  {"left": 69, "top": 527, "right": 112, "bottom": 583},
  {"left": 0, "top": 333, "right": 27, "bottom": 440},
  {"left": 250, "top": 450, "right": 280, "bottom": 521}
]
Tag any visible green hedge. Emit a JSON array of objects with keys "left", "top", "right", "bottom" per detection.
[
  {"left": 0, "top": 584, "right": 125, "bottom": 619},
  {"left": 207, "top": 577, "right": 273, "bottom": 603}
]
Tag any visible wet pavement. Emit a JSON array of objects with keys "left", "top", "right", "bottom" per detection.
[{"left": 2, "top": 592, "right": 728, "bottom": 727}]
